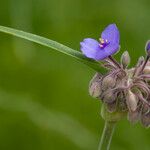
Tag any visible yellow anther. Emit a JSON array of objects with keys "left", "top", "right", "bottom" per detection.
[
  {"left": 99, "top": 38, "right": 106, "bottom": 44},
  {"left": 101, "top": 38, "right": 105, "bottom": 43},
  {"left": 101, "top": 40, "right": 105, "bottom": 44}
]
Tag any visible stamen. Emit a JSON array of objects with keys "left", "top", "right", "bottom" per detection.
[
  {"left": 99, "top": 38, "right": 109, "bottom": 49},
  {"left": 100, "top": 44, "right": 104, "bottom": 48},
  {"left": 99, "top": 38, "right": 103, "bottom": 42},
  {"left": 100, "top": 39, "right": 105, "bottom": 44}
]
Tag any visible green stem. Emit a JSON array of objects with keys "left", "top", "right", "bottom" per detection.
[{"left": 98, "top": 121, "right": 116, "bottom": 150}]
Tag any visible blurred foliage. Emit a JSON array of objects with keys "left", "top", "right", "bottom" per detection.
[{"left": 0, "top": 0, "right": 150, "bottom": 150}]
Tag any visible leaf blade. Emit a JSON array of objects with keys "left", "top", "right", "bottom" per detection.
[{"left": 0, "top": 25, "right": 102, "bottom": 72}]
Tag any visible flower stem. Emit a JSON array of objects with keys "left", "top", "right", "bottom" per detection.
[
  {"left": 108, "top": 56, "right": 121, "bottom": 69},
  {"left": 98, "top": 121, "right": 116, "bottom": 150}
]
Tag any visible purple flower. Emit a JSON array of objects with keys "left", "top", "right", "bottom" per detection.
[
  {"left": 145, "top": 40, "right": 150, "bottom": 57},
  {"left": 80, "top": 24, "right": 120, "bottom": 60},
  {"left": 146, "top": 40, "right": 150, "bottom": 52}
]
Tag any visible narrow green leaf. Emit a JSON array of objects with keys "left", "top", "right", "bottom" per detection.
[{"left": 0, "top": 25, "right": 102, "bottom": 72}]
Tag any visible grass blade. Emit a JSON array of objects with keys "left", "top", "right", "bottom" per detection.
[{"left": 0, "top": 25, "right": 102, "bottom": 72}]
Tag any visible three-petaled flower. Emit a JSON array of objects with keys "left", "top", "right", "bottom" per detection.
[{"left": 80, "top": 24, "right": 120, "bottom": 60}]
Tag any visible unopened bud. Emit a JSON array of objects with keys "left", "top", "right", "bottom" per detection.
[
  {"left": 145, "top": 40, "right": 150, "bottom": 56},
  {"left": 134, "top": 56, "right": 145, "bottom": 76},
  {"left": 143, "top": 66, "right": 150, "bottom": 74},
  {"left": 118, "top": 97, "right": 127, "bottom": 112},
  {"left": 89, "top": 82, "right": 102, "bottom": 98},
  {"left": 137, "top": 56, "right": 145, "bottom": 66},
  {"left": 142, "top": 104, "right": 149, "bottom": 115},
  {"left": 106, "top": 101, "right": 117, "bottom": 113},
  {"left": 127, "top": 111, "right": 140, "bottom": 124},
  {"left": 102, "top": 90, "right": 116, "bottom": 103},
  {"left": 141, "top": 113, "right": 150, "bottom": 128},
  {"left": 102, "top": 75, "right": 116, "bottom": 90},
  {"left": 89, "top": 73, "right": 102, "bottom": 98},
  {"left": 121, "top": 51, "right": 130, "bottom": 68},
  {"left": 126, "top": 90, "right": 138, "bottom": 112}
]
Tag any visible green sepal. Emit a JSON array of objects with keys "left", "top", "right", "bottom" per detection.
[{"left": 101, "top": 103, "right": 127, "bottom": 122}]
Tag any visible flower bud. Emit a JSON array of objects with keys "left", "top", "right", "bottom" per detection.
[
  {"left": 133, "top": 56, "right": 145, "bottom": 76},
  {"left": 143, "top": 66, "right": 150, "bottom": 74},
  {"left": 137, "top": 56, "right": 145, "bottom": 66},
  {"left": 106, "top": 101, "right": 117, "bottom": 113},
  {"left": 89, "top": 81, "right": 102, "bottom": 98},
  {"left": 145, "top": 40, "right": 150, "bottom": 56},
  {"left": 142, "top": 104, "right": 149, "bottom": 115},
  {"left": 127, "top": 111, "right": 140, "bottom": 124},
  {"left": 141, "top": 113, "right": 150, "bottom": 128},
  {"left": 102, "top": 90, "right": 116, "bottom": 103},
  {"left": 118, "top": 97, "right": 127, "bottom": 112},
  {"left": 121, "top": 51, "right": 130, "bottom": 68},
  {"left": 126, "top": 90, "right": 138, "bottom": 112},
  {"left": 102, "top": 75, "right": 116, "bottom": 90},
  {"left": 89, "top": 73, "right": 102, "bottom": 98}
]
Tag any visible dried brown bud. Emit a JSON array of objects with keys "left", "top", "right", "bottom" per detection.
[
  {"left": 89, "top": 73, "right": 102, "bottom": 98},
  {"left": 121, "top": 51, "right": 130, "bottom": 68},
  {"left": 126, "top": 90, "right": 138, "bottom": 112}
]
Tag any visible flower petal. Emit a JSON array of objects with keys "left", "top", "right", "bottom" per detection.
[
  {"left": 94, "top": 50, "right": 109, "bottom": 60},
  {"left": 94, "top": 44, "right": 119, "bottom": 60},
  {"left": 80, "top": 38, "right": 101, "bottom": 59},
  {"left": 103, "top": 43, "right": 120, "bottom": 56},
  {"left": 101, "top": 24, "right": 120, "bottom": 44}
]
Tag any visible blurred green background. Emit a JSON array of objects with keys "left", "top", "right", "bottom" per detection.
[{"left": 0, "top": 0, "right": 150, "bottom": 150}]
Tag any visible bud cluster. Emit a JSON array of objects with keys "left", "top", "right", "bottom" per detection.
[{"left": 89, "top": 46, "right": 150, "bottom": 128}]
